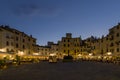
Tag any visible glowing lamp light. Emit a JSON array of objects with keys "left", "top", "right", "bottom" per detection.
[
  {"left": 49, "top": 53, "right": 56, "bottom": 56},
  {"left": 3, "top": 55, "right": 6, "bottom": 58},
  {"left": 107, "top": 52, "right": 112, "bottom": 55},
  {"left": 0, "top": 49, "right": 5, "bottom": 52},
  {"left": 33, "top": 53, "right": 39, "bottom": 55},
  {"left": 78, "top": 54, "right": 82, "bottom": 56},
  {"left": 89, "top": 53, "right": 93, "bottom": 56},
  {"left": 18, "top": 51, "right": 24, "bottom": 56}
]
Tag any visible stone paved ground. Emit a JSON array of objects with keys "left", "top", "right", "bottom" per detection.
[{"left": 0, "top": 61, "right": 120, "bottom": 80}]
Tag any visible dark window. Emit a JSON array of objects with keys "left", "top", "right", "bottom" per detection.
[
  {"left": 6, "top": 35, "right": 9, "bottom": 39},
  {"left": 68, "top": 39, "right": 70, "bottom": 42},
  {"left": 28, "top": 38, "right": 30, "bottom": 41},
  {"left": 101, "top": 49, "right": 103, "bottom": 54},
  {"left": 106, "top": 49, "right": 108, "bottom": 52},
  {"left": 6, "top": 41, "right": 9, "bottom": 46},
  {"left": 74, "top": 44, "right": 76, "bottom": 47},
  {"left": 106, "top": 37, "right": 108, "bottom": 40},
  {"left": 32, "top": 44, "right": 34, "bottom": 46},
  {"left": 74, "top": 50, "right": 76, "bottom": 53},
  {"left": 16, "top": 43, "right": 19, "bottom": 48},
  {"left": 23, "top": 39, "right": 25, "bottom": 42},
  {"left": 116, "top": 41, "right": 119, "bottom": 45},
  {"left": 117, "top": 48, "right": 119, "bottom": 52},
  {"left": 64, "top": 44, "right": 66, "bottom": 47},
  {"left": 81, "top": 49, "right": 82, "bottom": 52},
  {"left": 16, "top": 37, "right": 18, "bottom": 41},
  {"left": 23, "top": 45, "right": 25, "bottom": 49},
  {"left": 68, "top": 44, "right": 69, "bottom": 47},
  {"left": 64, "top": 50, "right": 66, "bottom": 53},
  {"left": 15, "top": 32, "right": 19, "bottom": 35},
  {"left": 116, "top": 33, "right": 119, "bottom": 37},
  {"left": 110, "top": 36, "right": 114, "bottom": 40},
  {"left": 110, "top": 43, "right": 114, "bottom": 47}
]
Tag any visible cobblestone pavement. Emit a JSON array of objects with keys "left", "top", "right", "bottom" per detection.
[{"left": 0, "top": 61, "right": 120, "bottom": 80}]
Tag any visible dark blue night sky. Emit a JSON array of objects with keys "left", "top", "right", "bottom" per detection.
[{"left": 0, "top": 0, "right": 120, "bottom": 45}]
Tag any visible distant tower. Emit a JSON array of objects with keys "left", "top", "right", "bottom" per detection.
[
  {"left": 47, "top": 42, "right": 54, "bottom": 47},
  {"left": 59, "top": 33, "right": 81, "bottom": 55},
  {"left": 66, "top": 33, "right": 72, "bottom": 38}
]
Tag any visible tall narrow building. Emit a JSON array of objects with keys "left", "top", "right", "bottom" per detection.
[{"left": 58, "top": 33, "right": 81, "bottom": 56}]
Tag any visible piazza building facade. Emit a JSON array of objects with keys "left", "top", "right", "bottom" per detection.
[
  {"left": 96, "top": 23, "right": 120, "bottom": 55},
  {"left": 80, "top": 23, "right": 120, "bottom": 55},
  {"left": 0, "top": 23, "right": 120, "bottom": 57},
  {"left": 42, "top": 23, "right": 120, "bottom": 56},
  {"left": 0, "top": 25, "right": 37, "bottom": 55},
  {"left": 58, "top": 33, "right": 81, "bottom": 56}
]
